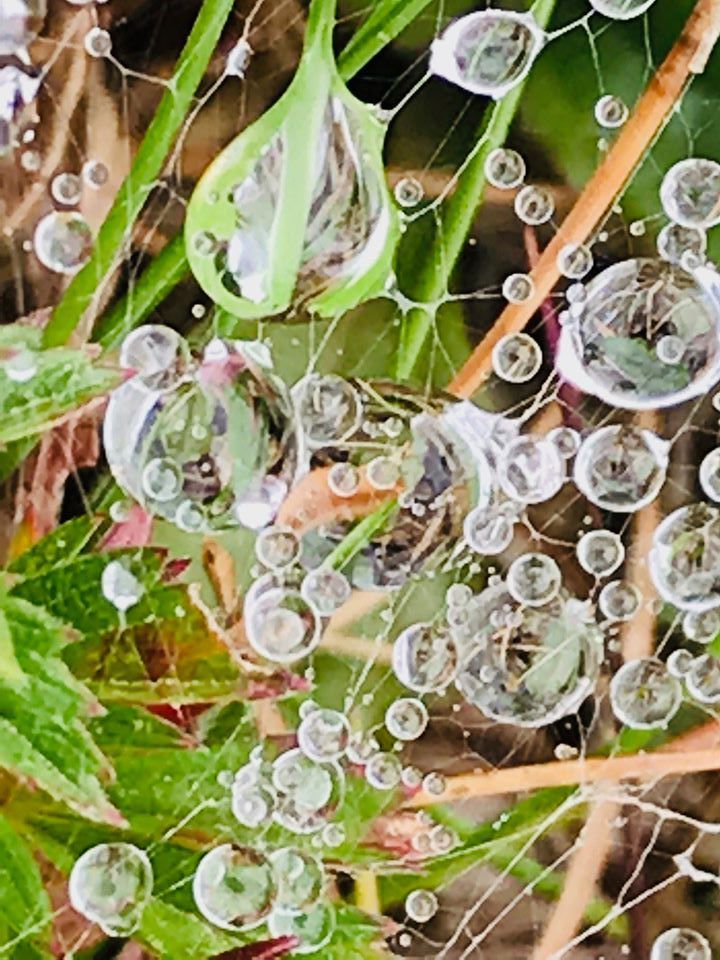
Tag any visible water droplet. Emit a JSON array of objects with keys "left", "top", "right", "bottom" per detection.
[
  {"left": 430, "top": 10, "right": 544, "bottom": 99},
  {"left": 576, "top": 530, "right": 625, "bottom": 577},
  {"left": 548, "top": 426, "right": 581, "bottom": 459},
  {"left": 484, "top": 147, "right": 526, "bottom": 189},
  {"left": 268, "top": 902, "right": 336, "bottom": 955},
  {"left": 327, "top": 461, "right": 360, "bottom": 497},
  {"left": 101, "top": 560, "right": 144, "bottom": 612},
  {"left": 193, "top": 844, "right": 276, "bottom": 931},
  {"left": 491, "top": 332, "right": 542, "bottom": 383},
  {"left": 557, "top": 258, "right": 720, "bottom": 410},
  {"left": 271, "top": 747, "right": 343, "bottom": 833},
  {"left": 682, "top": 609, "right": 720, "bottom": 644},
  {"left": 699, "top": 448, "right": 720, "bottom": 502},
  {"left": 594, "top": 94, "right": 629, "bottom": 128},
  {"left": 667, "top": 648, "right": 693, "bottom": 678},
  {"left": 245, "top": 583, "right": 320, "bottom": 664},
  {"left": 270, "top": 847, "right": 324, "bottom": 914},
  {"left": 507, "top": 553, "right": 561, "bottom": 607},
  {"left": 422, "top": 772, "right": 447, "bottom": 797},
  {"left": 456, "top": 583, "right": 601, "bottom": 727},
  {"left": 463, "top": 505, "right": 515, "bottom": 555},
  {"left": 33, "top": 211, "right": 92, "bottom": 274},
  {"left": 598, "top": 579, "right": 641, "bottom": 621},
  {"left": 392, "top": 622, "right": 458, "bottom": 693},
  {"left": 610, "top": 658, "right": 681, "bottom": 728},
  {"left": 573, "top": 425, "right": 668, "bottom": 512},
  {"left": 502, "top": 272, "right": 534, "bottom": 304},
  {"left": 51, "top": 172, "right": 81, "bottom": 206},
  {"left": 297, "top": 708, "right": 350, "bottom": 762},
  {"left": 84, "top": 26, "right": 112, "bottom": 57},
  {"left": 394, "top": 176, "right": 424, "bottom": 208},
  {"left": 142, "top": 457, "right": 182, "bottom": 503},
  {"left": 590, "top": 0, "right": 656, "bottom": 18},
  {"left": 294, "top": 374, "right": 363, "bottom": 447},
  {"left": 497, "top": 435, "right": 565, "bottom": 504},
  {"left": 385, "top": 697, "right": 428, "bottom": 741},
  {"left": 657, "top": 222, "right": 706, "bottom": 265},
  {"left": 514, "top": 184, "right": 554, "bottom": 225},
  {"left": 557, "top": 243, "right": 594, "bottom": 279},
  {"left": 405, "top": 889, "right": 438, "bottom": 923},
  {"left": 69, "top": 843, "right": 153, "bottom": 937},
  {"left": 0, "top": 0, "right": 45, "bottom": 55},
  {"left": 82, "top": 159, "right": 109, "bottom": 188},
  {"left": 255, "top": 525, "right": 300, "bottom": 570},
  {"left": 3, "top": 346, "right": 37, "bottom": 382},
  {"left": 649, "top": 504, "right": 720, "bottom": 611},
  {"left": 300, "top": 568, "right": 350, "bottom": 616},
  {"left": 226, "top": 38, "right": 252, "bottom": 77},
  {"left": 120, "top": 324, "right": 187, "bottom": 392},
  {"left": 650, "top": 928, "right": 710, "bottom": 960},
  {"left": 661, "top": 159, "right": 720, "bottom": 230},
  {"left": 365, "top": 751, "right": 402, "bottom": 790}
]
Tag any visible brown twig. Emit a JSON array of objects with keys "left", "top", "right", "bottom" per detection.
[{"left": 448, "top": 0, "right": 720, "bottom": 399}]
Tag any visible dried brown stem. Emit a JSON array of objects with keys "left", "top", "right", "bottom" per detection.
[{"left": 448, "top": 0, "right": 720, "bottom": 399}]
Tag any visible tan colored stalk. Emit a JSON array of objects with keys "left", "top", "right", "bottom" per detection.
[{"left": 448, "top": 0, "right": 720, "bottom": 400}]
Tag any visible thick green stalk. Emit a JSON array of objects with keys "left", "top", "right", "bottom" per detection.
[
  {"left": 89, "top": 0, "right": 436, "bottom": 348},
  {"left": 395, "top": 0, "right": 558, "bottom": 380},
  {"left": 42, "top": 0, "right": 237, "bottom": 347}
]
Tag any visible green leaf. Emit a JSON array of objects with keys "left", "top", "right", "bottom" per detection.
[
  {"left": 0, "top": 338, "right": 122, "bottom": 445},
  {"left": 337, "top": 0, "right": 436, "bottom": 79},
  {"left": 138, "top": 899, "right": 249, "bottom": 960},
  {"left": 0, "top": 814, "right": 52, "bottom": 955},
  {"left": 0, "top": 597, "right": 119, "bottom": 825},
  {"left": 0, "top": 609, "right": 24, "bottom": 684},
  {"left": 8, "top": 517, "right": 101, "bottom": 578}
]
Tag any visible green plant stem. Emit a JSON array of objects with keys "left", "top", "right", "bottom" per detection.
[
  {"left": 324, "top": 498, "right": 397, "bottom": 571},
  {"left": 94, "top": 233, "right": 190, "bottom": 350},
  {"left": 42, "top": 0, "right": 237, "bottom": 348},
  {"left": 337, "top": 0, "right": 436, "bottom": 80},
  {"left": 395, "top": 0, "right": 558, "bottom": 381},
  {"left": 88, "top": 0, "right": 435, "bottom": 350}
]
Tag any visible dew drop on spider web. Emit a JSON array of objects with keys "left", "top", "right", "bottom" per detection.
[
  {"left": 327, "top": 461, "right": 360, "bottom": 497},
  {"left": 0, "top": 0, "right": 45, "bottom": 56},
  {"left": 225, "top": 38, "right": 252, "bottom": 77},
  {"left": 502, "top": 271, "right": 534, "bottom": 304},
  {"left": 463, "top": 505, "right": 515, "bottom": 556},
  {"left": 405, "top": 889, "right": 438, "bottom": 923},
  {"left": 514, "top": 184, "right": 554, "bottom": 225},
  {"left": 193, "top": 844, "right": 276, "bottom": 931},
  {"left": 255, "top": 525, "right": 300, "bottom": 570},
  {"left": 660, "top": 159, "right": 720, "bottom": 229},
  {"left": 573, "top": 425, "right": 668, "bottom": 512},
  {"left": 557, "top": 242, "right": 594, "bottom": 279},
  {"left": 142, "top": 457, "right": 182, "bottom": 503},
  {"left": 82, "top": 159, "right": 109, "bottom": 188},
  {"left": 69, "top": 843, "right": 153, "bottom": 937},
  {"left": 598, "top": 579, "right": 642, "bottom": 621},
  {"left": 365, "top": 751, "right": 402, "bottom": 790},
  {"left": 84, "top": 26, "right": 112, "bottom": 57},
  {"left": 430, "top": 10, "right": 544, "bottom": 99},
  {"left": 699, "top": 448, "right": 720, "bottom": 502},
  {"left": 271, "top": 747, "right": 343, "bottom": 833},
  {"left": 50, "top": 171, "right": 81, "bottom": 206},
  {"left": 33, "top": 211, "right": 92, "bottom": 273},
  {"left": 667, "top": 648, "right": 694, "bottom": 678},
  {"left": 301, "top": 568, "right": 350, "bottom": 615},
  {"left": 610, "top": 658, "right": 681, "bottom": 729},
  {"left": 657, "top": 222, "right": 707, "bottom": 265},
  {"left": 394, "top": 176, "right": 424, "bottom": 208},
  {"left": 297, "top": 708, "right": 350, "bottom": 763},
  {"left": 548, "top": 426, "right": 581, "bottom": 459},
  {"left": 268, "top": 902, "right": 336, "bottom": 955},
  {"left": 429, "top": 824, "right": 456, "bottom": 852},
  {"left": 392, "top": 622, "right": 458, "bottom": 693},
  {"left": 589, "top": 0, "right": 657, "bottom": 19},
  {"left": 492, "top": 332, "right": 542, "bottom": 382},
  {"left": 497, "top": 435, "right": 565, "bottom": 504},
  {"left": 119, "top": 324, "right": 187, "bottom": 392},
  {"left": 682, "top": 608, "right": 720, "bottom": 644},
  {"left": 594, "top": 94, "right": 629, "bottom": 128},
  {"left": 244, "top": 583, "right": 320, "bottom": 663},
  {"left": 385, "top": 697, "right": 428, "bottom": 741},
  {"left": 269, "top": 848, "right": 325, "bottom": 914},
  {"left": 101, "top": 559, "right": 144, "bottom": 613},
  {"left": 507, "top": 553, "right": 562, "bottom": 607},
  {"left": 650, "top": 927, "right": 711, "bottom": 960},
  {"left": 484, "top": 147, "right": 526, "bottom": 189},
  {"left": 685, "top": 654, "right": 720, "bottom": 704},
  {"left": 649, "top": 504, "right": 720, "bottom": 611},
  {"left": 294, "top": 374, "right": 363, "bottom": 447},
  {"left": 576, "top": 530, "right": 625, "bottom": 577},
  {"left": 456, "top": 583, "right": 601, "bottom": 727}
]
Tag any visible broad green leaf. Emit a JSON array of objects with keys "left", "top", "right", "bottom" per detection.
[
  {"left": 0, "top": 814, "right": 52, "bottom": 955},
  {"left": 0, "top": 337, "right": 122, "bottom": 445},
  {"left": 8, "top": 517, "right": 102, "bottom": 578},
  {"left": 138, "top": 899, "right": 249, "bottom": 960},
  {"left": 0, "top": 597, "right": 118, "bottom": 825}
]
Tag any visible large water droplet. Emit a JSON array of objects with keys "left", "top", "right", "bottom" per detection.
[
  {"left": 649, "top": 504, "right": 720, "bottom": 612},
  {"left": 392, "top": 622, "right": 458, "bottom": 693},
  {"left": 33, "top": 211, "right": 92, "bottom": 274},
  {"left": 661, "top": 159, "right": 720, "bottom": 230},
  {"left": 193, "top": 844, "right": 276, "bottom": 931},
  {"left": 650, "top": 927, "right": 710, "bottom": 960},
  {"left": 610, "top": 658, "right": 682, "bottom": 729},
  {"left": 69, "top": 843, "right": 153, "bottom": 937},
  {"left": 573, "top": 425, "right": 668, "bottom": 512},
  {"left": 268, "top": 902, "right": 336, "bottom": 954},
  {"left": 589, "top": 0, "right": 657, "bottom": 18}
]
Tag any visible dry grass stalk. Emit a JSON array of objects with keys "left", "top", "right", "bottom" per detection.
[{"left": 448, "top": 0, "right": 720, "bottom": 399}]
